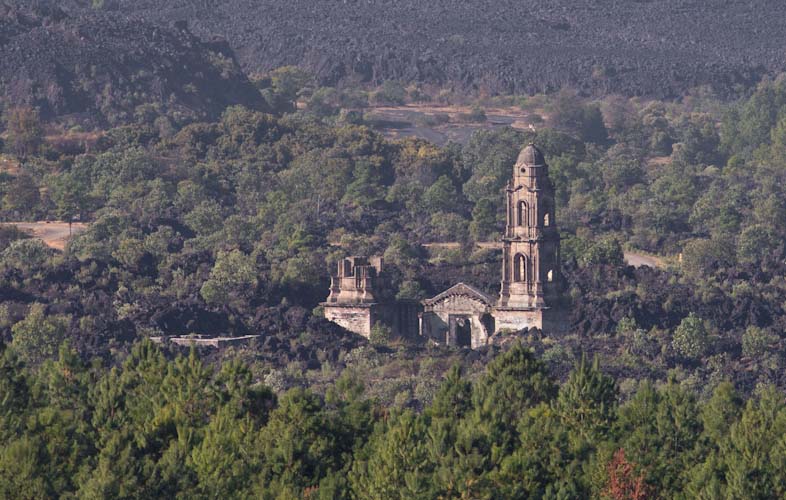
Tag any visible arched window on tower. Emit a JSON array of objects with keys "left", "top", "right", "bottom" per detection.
[
  {"left": 513, "top": 254, "right": 527, "bottom": 282},
  {"left": 517, "top": 201, "right": 528, "bottom": 227},
  {"left": 547, "top": 269, "right": 553, "bottom": 282},
  {"left": 543, "top": 212, "right": 550, "bottom": 227}
]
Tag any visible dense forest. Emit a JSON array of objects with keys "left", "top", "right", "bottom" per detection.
[
  {"left": 2, "top": 340, "right": 785, "bottom": 498},
  {"left": 5, "top": 3, "right": 786, "bottom": 495}
]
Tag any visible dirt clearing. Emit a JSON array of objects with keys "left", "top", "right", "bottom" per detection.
[{"left": 4, "top": 221, "right": 88, "bottom": 250}]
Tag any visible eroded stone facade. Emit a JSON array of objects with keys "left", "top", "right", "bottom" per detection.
[
  {"left": 323, "top": 144, "right": 565, "bottom": 347},
  {"left": 420, "top": 283, "right": 495, "bottom": 348},
  {"left": 421, "top": 143, "right": 565, "bottom": 346},
  {"left": 322, "top": 256, "right": 418, "bottom": 339}
]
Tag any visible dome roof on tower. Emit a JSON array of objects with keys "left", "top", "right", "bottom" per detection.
[{"left": 517, "top": 143, "right": 545, "bottom": 166}]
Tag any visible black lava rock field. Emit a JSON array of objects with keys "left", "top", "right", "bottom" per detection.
[
  {"left": 46, "top": 0, "right": 786, "bottom": 98},
  {"left": 0, "top": 4, "right": 267, "bottom": 125}
]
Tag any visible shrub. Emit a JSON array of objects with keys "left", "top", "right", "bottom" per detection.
[
  {"left": 616, "top": 317, "right": 638, "bottom": 337},
  {"left": 580, "top": 236, "right": 624, "bottom": 267},
  {"left": 672, "top": 313, "right": 709, "bottom": 359},
  {"left": 415, "top": 113, "right": 450, "bottom": 127},
  {"left": 374, "top": 81, "right": 406, "bottom": 105},
  {"left": 369, "top": 322, "right": 392, "bottom": 346},
  {"left": 742, "top": 326, "right": 778, "bottom": 358},
  {"left": 458, "top": 106, "right": 487, "bottom": 123}
]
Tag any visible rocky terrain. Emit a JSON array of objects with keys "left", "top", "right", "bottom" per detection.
[
  {"left": 0, "top": 4, "right": 267, "bottom": 125},
  {"left": 43, "top": 0, "right": 786, "bottom": 98}
]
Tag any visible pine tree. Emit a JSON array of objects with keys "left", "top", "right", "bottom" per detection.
[
  {"left": 614, "top": 380, "right": 702, "bottom": 496},
  {"left": 0, "top": 436, "right": 49, "bottom": 499},
  {"left": 428, "top": 364, "right": 473, "bottom": 420},
  {"left": 349, "top": 411, "right": 435, "bottom": 500},
  {"left": 470, "top": 343, "right": 557, "bottom": 459},
  {"left": 700, "top": 382, "right": 743, "bottom": 445},
  {"left": 189, "top": 407, "right": 258, "bottom": 499},
  {"left": 0, "top": 345, "right": 31, "bottom": 442},
  {"left": 722, "top": 386, "right": 786, "bottom": 499},
  {"left": 555, "top": 355, "right": 618, "bottom": 442},
  {"left": 256, "top": 388, "right": 339, "bottom": 494},
  {"left": 29, "top": 343, "right": 95, "bottom": 495}
]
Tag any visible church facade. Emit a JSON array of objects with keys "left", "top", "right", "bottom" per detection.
[{"left": 323, "top": 144, "right": 565, "bottom": 348}]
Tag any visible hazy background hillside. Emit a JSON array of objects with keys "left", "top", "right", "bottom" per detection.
[
  {"left": 0, "top": 4, "right": 267, "bottom": 126},
  {"left": 41, "top": 0, "right": 786, "bottom": 97}
]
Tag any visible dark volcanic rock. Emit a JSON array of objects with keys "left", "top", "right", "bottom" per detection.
[
  {"left": 0, "top": 5, "right": 267, "bottom": 125},
  {"left": 45, "top": 0, "right": 786, "bottom": 98}
]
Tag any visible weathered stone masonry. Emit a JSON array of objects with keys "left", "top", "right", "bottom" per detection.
[
  {"left": 322, "top": 257, "right": 418, "bottom": 339},
  {"left": 323, "top": 144, "right": 566, "bottom": 347}
]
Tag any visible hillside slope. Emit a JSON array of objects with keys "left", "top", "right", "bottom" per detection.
[
  {"left": 50, "top": 0, "right": 786, "bottom": 97},
  {"left": 0, "top": 5, "right": 267, "bottom": 125}
]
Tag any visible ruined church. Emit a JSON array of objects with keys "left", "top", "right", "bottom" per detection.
[{"left": 322, "top": 144, "right": 564, "bottom": 348}]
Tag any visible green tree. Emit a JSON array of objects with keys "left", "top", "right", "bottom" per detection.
[
  {"left": 349, "top": 411, "right": 435, "bottom": 500},
  {"left": 257, "top": 388, "right": 339, "bottom": 494},
  {"left": 0, "top": 346, "right": 31, "bottom": 441},
  {"left": 189, "top": 406, "right": 258, "bottom": 499},
  {"left": 580, "top": 235, "right": 624, "bottom": 267},
  {"left": 737, "top": 224, "right": 778, "bottom": 264},
  {"left": 2, "top": 173, "right": 40, "bottom": 217},
  {"left": 369, "top": 322, "right": 392, "bottom": 346},
  {"left": 29, "top": 343, "right": 95, "bottom": 495},
  {"left": 548, "top": 89, "right": 608, "bottom": 143},
  {"left": 469, "top": 198, "right": 497, "bottom": 241},
  {"left": 375, "top": 81, "right": 407, "bottom": 105},
  {"left": 270, "top": 66, "right": 313, "bottom": 103},
  {"left": 48, "top": 172, "right": 90, "bottom": 232},
  {"left": 0, "top": 436, "right": 48, "bottom": 499},
  {"left": 421, "top": 175, "right": 460, "bottom": 214},
  {"left": 200, "top": 249, "right": 258, "bottom": 309},
  {"left": 615, "top": 381, "right": 702, "bottom": 496},
  {"left": 1, "top": 239, "right": 53, "bottom": 271},
  {"left": 470, "top": 343, "right": 557, "bottom": 458},
  {"left": 672, "top": 313, "right": 709, "bottom": 359},
  {"left": 742, "top": 326, "right": 778, "bottom": 358},
  {"left": 184, "top": 200, "right": 224, "bottom": 236},
  {"left": 342, "top": 158, "right": 388, "bottom": 209},
  {"left": 722, "top": 386, "right": 786, "bottom": 499},
  {"left": 428, "top": 364, "right": 473, "bottom": 420},
  {"left": 555, "top": 355, "right": 617, "bottom": 441},
  {"left": 3, "top": 106, "right": 42, "bottom": 157},
  {"left": 11, "top": 304, "right": 70, "bottom": 366},
  {"left": 307, "top": 87, "right": 339, "bottom": 117},
  {"left": 701, "top": 382, "right": 743, "bottom": 445}
]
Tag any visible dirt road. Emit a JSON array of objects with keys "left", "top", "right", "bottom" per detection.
[
  {"left": 4, "top": 222, "right": 88, "bottom": 250},
  {"left": 623, "top": 252, "right": 664, "bottom": 269},
  {"left": 424, "top": 243, "right": 665, "bottom": 269},
  {"left": 362, "top": 103, "right": 545, "bottom": 146}
]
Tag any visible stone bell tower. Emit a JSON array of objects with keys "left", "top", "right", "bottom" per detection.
[{"left": 495, "top": 144, "right": 561, "bottom": 330}]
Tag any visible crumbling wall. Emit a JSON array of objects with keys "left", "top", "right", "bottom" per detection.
[{"left": 323, "top": 304, "right": 374, "bottom": 339}]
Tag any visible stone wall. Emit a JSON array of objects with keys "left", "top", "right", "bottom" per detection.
[
  {"left": 375, "top": 302, "right": 420, "bottom": 339},
  {"left": 493, "top": 308, "right": 543, "bottom": 333},
  {"left": 323, "top": 304, "right": 374, "bottom": 338},
  {"left": 493, "top": 307, "right": 570, "bottom": 335}
]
